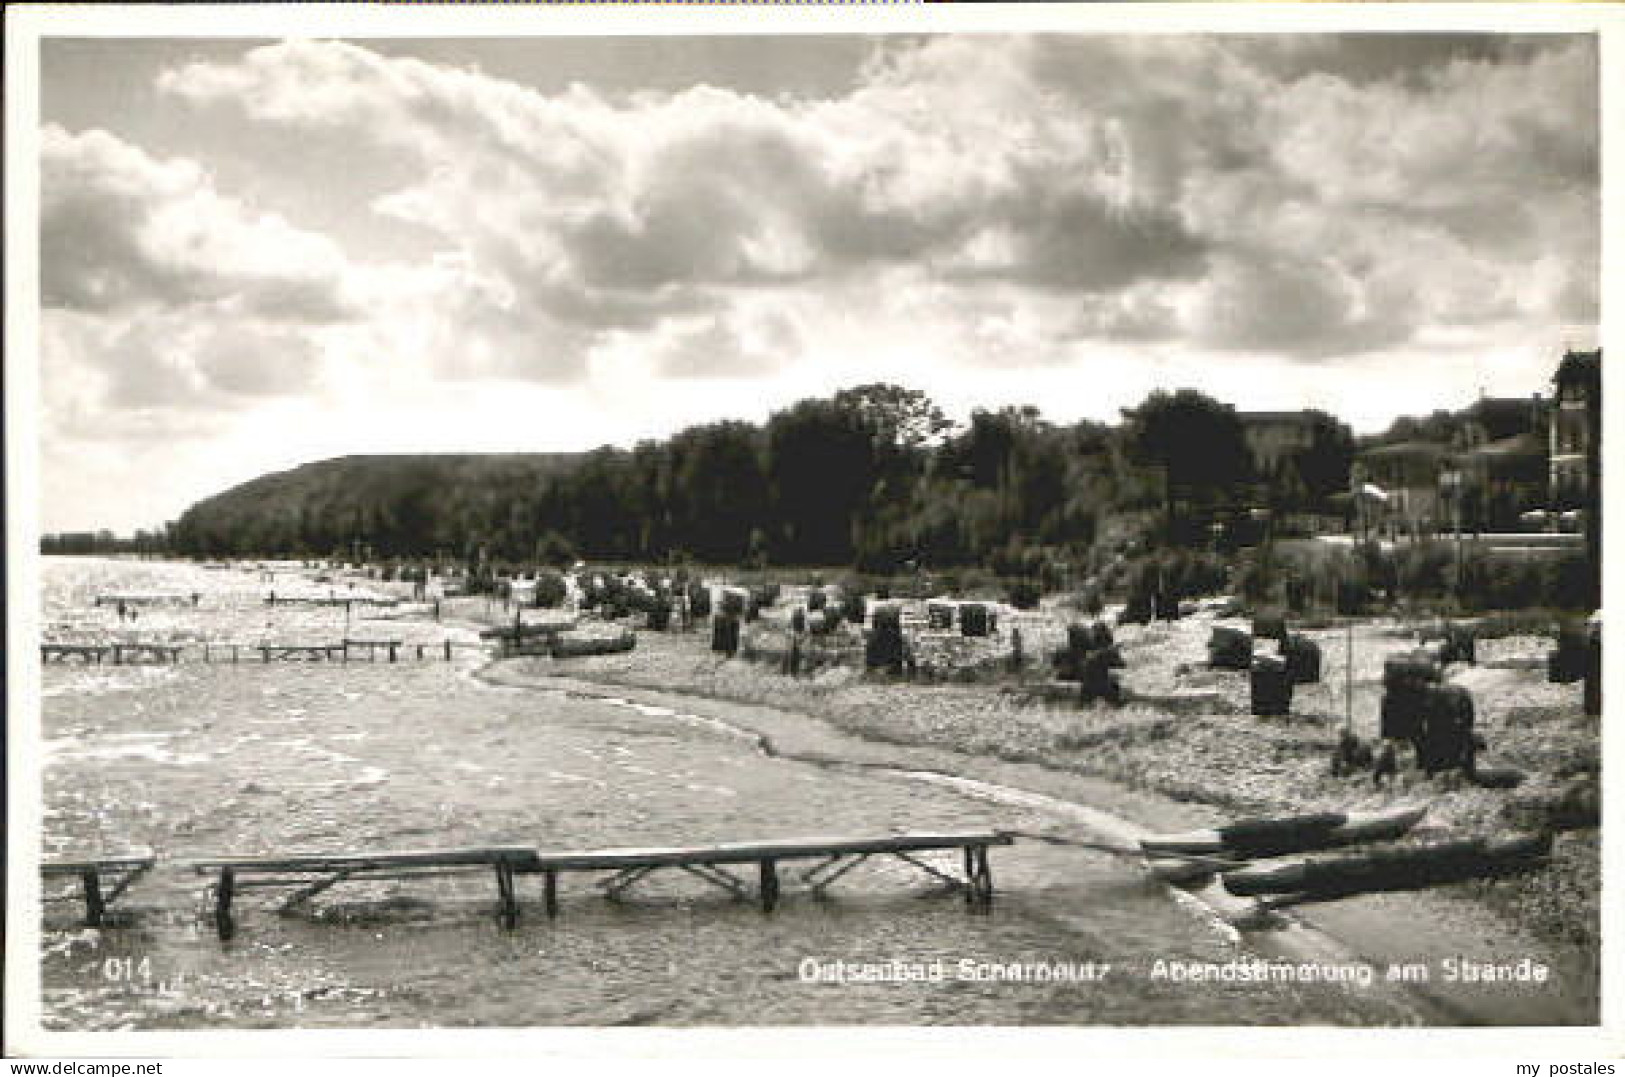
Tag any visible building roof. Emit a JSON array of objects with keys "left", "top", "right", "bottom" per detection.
[
  {"left": 1554, "top": 349, "right": 1601, "bottom": 392},
  {"left": 1463, "top": 432, "right": 1545, "bottom": 461},
  {"left": 1358, "top": 440, "right": 1450, "bottom": 461},
  {"left": 1239, "top": 410, "right": 1320, "bottom": 426},
  {"left": 1459, "top": 397, "right": 1538, "bottom": 444}
]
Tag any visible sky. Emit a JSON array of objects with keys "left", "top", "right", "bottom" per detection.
[{"left": 31, "top": 32, "right": 1601, "bottom": 533}]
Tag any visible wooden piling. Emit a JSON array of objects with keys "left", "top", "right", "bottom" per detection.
[
  {"left": 495, "top": 862, "right": 518, "bottom": 928},
  {"left": 544, "top": 869, "right": 559, "bottom": 918},
  {"left": 43, "top": 853, "right": 153, "bottom": 925},
  {"left": 759, "top": 859, "right": 779, "bottom": 913},
  {"left": 81, "top": 869, "right": 105, "bottom": 927},
  {"left": 216, "top": 867, "right": 236, "bottom": 940},
  {"left": 973, "top": 845, "right": 994, "bottom": 909}
]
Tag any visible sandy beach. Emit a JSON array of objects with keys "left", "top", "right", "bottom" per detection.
[{"left": 465, "top": 596, "right": 1601, "bottom": 1023}]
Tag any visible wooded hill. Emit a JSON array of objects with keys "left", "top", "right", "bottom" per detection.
[{"left": 171, "top": 453, "right": 584, "bottom": 562}]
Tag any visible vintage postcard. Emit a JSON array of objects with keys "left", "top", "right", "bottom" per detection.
[{"left": 5, "top": 1, "right": 1621, "bottom": 1063}]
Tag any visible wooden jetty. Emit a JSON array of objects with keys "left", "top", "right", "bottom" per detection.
[
  {"left": 95, "top": 593, "right": 196, "bottom": 608},
  {"left": 42, "top": 852, "right": 155, "bottom": 926},
  {"left": 41, "top": 643, "right": 109, "bottom": 663},
  {"left": 258, "top": 644, "right": 346, "bottom": 662},
  {"left": 341, "top": 638, "right": 404, "bottom": 662},
  {"left": 520, "top": 830, "right": 1011, "bottom": 917},
  {"left": 190, "top": 831, "right": 1012, "bottom": 938},
  {"left": 201, "top": 640, "right": 461, "bottom": 663},
  {"left": 191, "top": 846, "right": 540, "bottom": 939},
  {"left": 41, "top": 642, "right": 181, "bottom": 665},
  {"left": 264, "top": 593, "right": 400, "bottom": 609}
]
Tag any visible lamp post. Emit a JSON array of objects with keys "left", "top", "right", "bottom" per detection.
[
  {"left": 1249, "top": 506, "right": 1274, "bottom": 588},
  {"left": 1439, "top": 468, "right": 1463, "bottom": 598}
]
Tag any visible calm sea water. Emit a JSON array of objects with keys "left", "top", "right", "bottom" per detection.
[{"left": 35, "top": 557, "right": 1428, "bottom": 1029}]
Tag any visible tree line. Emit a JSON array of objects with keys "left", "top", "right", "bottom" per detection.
[
  {"left": 141, "top": 385, "right": 1357, "bottom": 573},
  {"left": 39, "top": 529, "right": 173, "bottom": 557}
]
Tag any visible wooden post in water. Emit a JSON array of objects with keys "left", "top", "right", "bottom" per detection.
[
  {"left": 495, "top": 862, "right": 518, "bottom": 928},
  {"left": 444, "top": 640, "right": 452, "bottom": 662},
  {"left": 215, "top": 868, "right": 236, "bottom": 940},
  {"left": 759, "top": 859, "right": 779, "bottom": 913},
  {"left": 80, "top": 869, "right": 105, "bottom": 927},
  {"left": 544, "top": 869, "right": 559, "bottom": 919}
]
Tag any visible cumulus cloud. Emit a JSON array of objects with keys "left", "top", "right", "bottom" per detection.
[
  {"left": 35, "top": 33, "right": 1603, "bottom": 532},
  {"left": 41, "top": 125, "right": 356, "bottom": 322},
  {"left": 147, "top": 34, "right": 1596, "bottom": 371},
  {"left": 154, "top": 40, "right": 1214, "bottom": 327},
  {"left": 41, "top": 304, "right": 333, "bottom": 441},
  {"left": 644, "top": 305, "right": 804, "bottom": 380}
]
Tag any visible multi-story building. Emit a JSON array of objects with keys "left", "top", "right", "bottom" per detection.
[
  {"left": 1238, "top": 411, "right": 1321, "bottom": 479},
  {"left": 1550, "top": 348, "right": 1601, "bottom": 509},
  {"left": 1354, "top": 440, "right": 1450, "bottom": 536},
  {"left": 1352, "top": 348, "right": 1601, "bottom": 535}
]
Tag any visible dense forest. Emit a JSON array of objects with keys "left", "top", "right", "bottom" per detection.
[{"left": 154, "top": 385, "right": 1354, "bottom": 574}]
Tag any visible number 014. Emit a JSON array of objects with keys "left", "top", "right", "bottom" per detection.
[{"left": 101, "top": 956, "right": 152, "bottom": 982}]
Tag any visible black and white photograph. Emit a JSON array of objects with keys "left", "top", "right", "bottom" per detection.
[{"left": 6, "top": 2, "right": 1620, "bottom": 1057}]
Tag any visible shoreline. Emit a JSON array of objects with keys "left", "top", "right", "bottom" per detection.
[{"left": 469, "top": 613, "right": 1600, "bottom": 1027}]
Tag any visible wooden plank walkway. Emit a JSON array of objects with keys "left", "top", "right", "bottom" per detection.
[
  {"left": 188, "top": 832, "right": 1012, "bottom": 938},
  {"left": 42, "top": 852, "right": 155, "bottom": 926}
]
